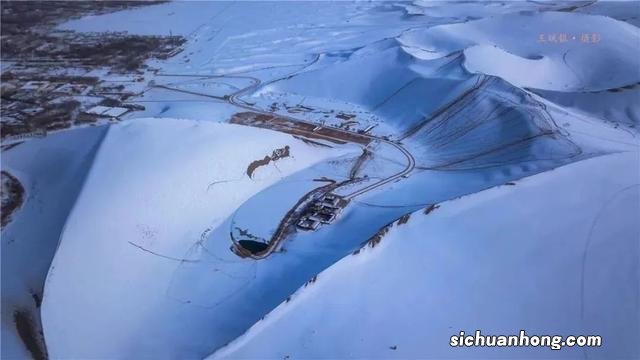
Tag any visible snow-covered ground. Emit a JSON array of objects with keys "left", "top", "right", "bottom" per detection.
[{"left": 2, "top": 0, "right": 639, "bottom": 358}]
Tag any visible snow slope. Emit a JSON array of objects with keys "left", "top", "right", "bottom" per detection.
[
  {"left": 212, "top": 150, "right": 640, "bottom": 359},
  {"left": 40, "top": 118, "right": 351, "bottom": 358},
  {"left": 403, "top": 75, "right": 584, "bottom": 170},
  {"left": 1, "top": 126, "right": 107, "bottom": 359}
]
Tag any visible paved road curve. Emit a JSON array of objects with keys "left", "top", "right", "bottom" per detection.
[{"left": 225, "top": 75, "right": 416, "bottom": 199}]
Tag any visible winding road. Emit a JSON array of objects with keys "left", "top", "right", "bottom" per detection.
[
  {"left": 152, "top": 73, "right": 416, "bottom": 259},
  {"left": 226, "top": 76, "right": 416, "bottom": 198}
]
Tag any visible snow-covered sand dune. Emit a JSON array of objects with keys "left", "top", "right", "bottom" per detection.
[
  {"left": 212, "top": 150, "right": 640, "bottom": 360},
  {"left": 255, "top": 40, "right": 475, "bottom": 135},
  {"left": 399, "top": 11, "right": 640, "bottom": 92},
  {"left": 40, "top": 119, "right": 352, "bottom": 358},
  {"left": 404, "top": 75, "right": 583, "bottom": 170},
  {"left": 250, "top": 10, "right": 639, "bottom": 137}
]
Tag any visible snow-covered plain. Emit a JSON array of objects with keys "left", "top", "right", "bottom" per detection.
[{"left": 1, "top": 0, "right": 638, "bottom": 359}]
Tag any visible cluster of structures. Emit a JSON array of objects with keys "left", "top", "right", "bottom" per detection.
[
  {"left": 297, "top": 193, "right": 348, "bottom": 231},
  {"left": 0, "top": 72, "right": 144, "bottom": 139},
  {"left": 0, "top": 1, "right": 184, "bottom": 140}
]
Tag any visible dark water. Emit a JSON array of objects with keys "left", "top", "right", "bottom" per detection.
[{"left": 238, "top": 240, "right": 269, "bottom": 254}]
